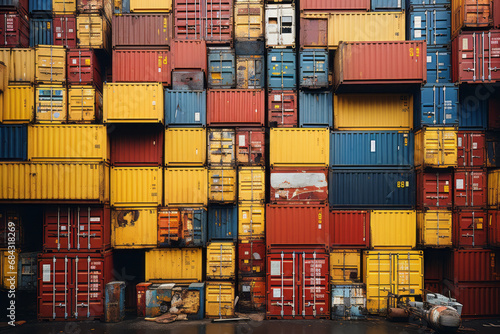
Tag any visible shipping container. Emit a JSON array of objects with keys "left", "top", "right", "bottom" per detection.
[
  {"left": 209, "top": 168, "right": 237, "bottom": 203},
  {"left": 17, "top": 251, "right": 39, "bottom": 291},
  {"left": 0, "top": 125, "right": 27, "bottom": 160},
  {"left": 265, "top": 4, "right": 295, "bottom": 47},
  {"left": 30, "top": 0, "right": 52, "bottom": 12},
  {"left": 173, "top": 0, "right": 203, "bottom": 40},
  {"left": 235, "top": 127, "right": 264, "bottom": 165},
  {"left": 205, "top": 0, "right": 234, "bottom": 44},
  {"left": 172, "top": 40, "right": 207, "bottom": 71},
  {"left": 157, "top": 207, "right": 207, "bottom": 247},
  {"left": 0, "top": 12, "right": 29, "bottom": 48},
  {"left": 110, "top": 167, "right": 162, "bottom": 207},
  {"left": 0, "top": 248, "right": 19, "bottom": 289},
  {"left": 268, "top": 90, "right": 297, "bottom": 127},
  {"left": 145, "top": 248, "right": 202, "bottom": 283},
  {"left": 371, "top": 0, "right": 404, "bottom": 11},
  {"left": 445, "top": 283, "right": 500, "bottom": 318},
  {"left": 299, "top": 49, "right": 329, "bottom": 89},
  {"left": 164, "top": 90, "right": 206, "bottom": 126},
  {"left": 171, "top": 70, "right": 205, "bottom": 90},
  {"left": 1, "top": 48, "right": 34, "bottom": 83},
  {"left": 414, "top": 127, "right": 458, "bottom": 168},
  {"left": 30, "top": 17, "right": 52, "bottom": 47},
  {"left": 270, "top": 128, "right": 329, "bottom": 167},
  {"left": 453, "top": 209, "right": 488, "bottom": 248},
  {"left": 164, "top": 168, "right": 208, "bottom": 207},
  {"left": 236, "top": 55, "right": 264, "bottom": 89},
  {"left": 445, "top": 249, "right": 499, "bottom": 283},
  {"left": 68, "top": 85, "right": 102, "bottom": 123},
  {"left": 205, "top": 281, "right": 234, "bottom": 318},
  {"left": 112, "top": 49, "right": 170, "bottom": 85},
  {"left": 267, "top": 247, "right": 330, "bottom": 319},
  {"left": 111, "top": 14, "right": 171, "bottom": 48},
  {"left": 451, "top": 0, "right": 493, "bottom": 37},
  {"left": 206, "top": 241, "right": 235, "bottom": 280},
  {"left": 407, "top": 0, "right": 449, "bottom": 7},
  {"left": 35, "top": 84, "right": 67, "bottom": 123},
  {"left": 459, "top": 87, "right": 489, "bottom": 130},
  {"left": 407, "top": 6, "right": 451, "bottom": 47},
  {"left": 330, "top": 250, "right": 361, "bottom": 283},
  {"left": 487, "top": 132, "right": 500, "bottom": 168},
  {"left": 207, "top": 47, "right": 235, "bottom": 88},
  {"left": 66, "top": 49, "right": 101, "bottom": 89},
  {"left": 207, "top": 205, "right": 237, "bottom": 241},
  {"left": 234, "top": 1, "right": 264, "bottom": 41},
  {"left": 110, "top": 125, "right": 163, "bottom": 166},
  {"left": 77, "top": 14, "right": 110, "bottom": 50},
  {"left": 330, "top": 284, "right": 366, "bottom": 320},
  {"left": 0, "top": 0, "right": 29, "bottom": 14},
  {"left": 234, "top": 40, "right": 264, "bottom": 55},
  {"left": 334, "top": 41, "right": 427, "bottom": 91},
  {"left": 417, "top": 210, "right": 453, "bottom": 248},
  {"left": 363, "top": 250, "right": 423, "bottom": 314},
  {"left": 129, "top": 0, "right": 172, "bottom": 12},
  {"left": 267, "top": 49, "right": 296, "bottom": 90},
  {"left": 416, "top": 169, "right": 453, "bottom": 209},
  {"left": 0, "top": 209, "right": 23, "bottom": 249},
  {"left": 329, "top": 210, "right": 370, "bottom": 249},
  {"left": 453, "top": 169, "right": 487, "bottom": 208},
  {"left": 329, "top": 168, "right": 415, "bottom": 208},
  {"left": 299, "top": 91, "right": 332, "bottom": 128},
  {"left": 112, "top": 207, "right": 157, "bottom": 248},
  {"left": 330, "top": 131, "right": 414, "bottom": 167},
  {"left": 238, "top": 166, "right": 265, "bottom": 203},
  {"left": 299, "top": 16, "right": 327, "bottom": 48},
  {"left": 300, "top": 0, "right": 369, "bottom": 11},
  {"left": 238, "top": 276, "right": 265, "bottom": 312},
  {"left": 53, "top": 15, "right": 77, "bottom": 48},
  {"left": 334, "top": 94, "right": 413, "bottom": 130},
  {"left": 266, "top": 204, "right": 329, "bottom": 248},
  {"left": 103, "top": 83, "right": 163, "bottom": 123},
  {"left": 489, "top": 210, "right": 500, "bottom": 247},
  {"left": 78, "top": 0, "right": 113, "bottom": 19},
  {"left": 28, "top": 124, "right": 108, "bottom": 162},
  {"left": 35, "top": 45, "right": 66, "bottom": 84},
  {"left": 207, "top": 128, "right": 235, "bottom": 166},
  {"left": 426, "top": 49, "right": 452, "bottom": 84},
  {"left": 52, "top": 0, "right": 76, "bottom": 14},
  {"left": 165, "top": 128, "right": 206, "bottom": 166},
  {"left": 370, "top": 210, "right": 417, "bottom": 249},
  {"left": 414, "top": 84, "right": 459, "bottom": 128},
  {"left": 207, "top": 89, "right": 265, "bottom": 126},
  {"left": 238, "top": 239, "right": 265, "bottom": 275},
  {"left": 238, "top": 204, "right": 264, "bottom": 240},
  {"left": 489, "top": 169, "right": 500, "bottom": 208},
  {"left": 270, "top": 167, "right": 328, "bottom": 204},
  {"left": 452, "top": 30, "right": 500, "bottom": 84},
  {"left": 457, "top": 131, "right": 486, "bottom": 167}
]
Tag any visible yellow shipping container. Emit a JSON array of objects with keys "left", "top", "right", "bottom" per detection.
[
  {"left": 111, "top": 167, "right": 162, "bottom": 207},
  {"left": 53, "top": 0, "right": 76, "bottom": 14},
  {"left": 28, "top": 124, "right": 108, "bottom": 161},
  {"left": 206, "top": 241, "right": 236, "bottom": 280},
  {"left": 371, "top": 210, "right": 417, "bottom": 249},
  {"left": 363, "top": 250, "right": 424, "bottom": 315},
  {"left": 234, "top": 2, "right": 264, "bottom": 40},
  {"left": 330, "top": 250, "right": 361, "bottom": 284},
  {"left": 205, "top": 281, "right": 235, "bottom": 318},
  {"left": 103, "top": 83, "right": 163, "bottom": 123},
  {"left": 209, "top": 168, "right": 237, "bottom": 203},
  {"left": 35, "top": 84, "right": 67, "bottom": 123},
  {"left": 488, "top": 170, "right": 500, "bottom": 208},
  {"left": 415, "top": 127, "right": 457, "bottom": 168},
  {"left": 1, "top": 249, "right": 19, "bottom": 289},
  {"left": 270, "top": 128, "right": 329, "bottom": 167},
  {"left": 129, "top": 0, "right": 172, "bottom": 12},
  {"left": 417, "top": 210, "right": 452, "bottom": 248},
  {"left": 35, "top": 46, "right": 66, "bottom": 83},
  {"left": 0, "top": 162, "right": 109, "bottom": 202},
  {"left": 238, "top": 204, "right": 265, "bottom": 240},
  {"left": 0, "top": 48, "right": 36, "bottom": 83},
  {"left": 0, "top": 62, "right": 6, "bottom": 92},
  {"left": 2, "top": 85, "right": 34, "bottom": 123},
  {"left": 334, "top": 94, "right": 413, "bottom": 130},
  {"left": 238, "top": 166, "right": 265, "bottom": 203},
  {"left": 111, "top": 207, "right": 157, "bottom": 248},
  {"left": 77, "top": 14, "right": 111, "bottom": 51},
  {"left": 145, "top": 248, "right": 202, "bottom": 283},
  {"left": 164, "top": 168, "right": 208, "bottom": 206},
  {"left": 164, "top": 128, "right": 206, "bottom": 166},
  {"left": 208, "top": 129, "right": 235, "bottom": 166},
  {"left": 68, "top": 85, "right": 102, "bottom": 123}
]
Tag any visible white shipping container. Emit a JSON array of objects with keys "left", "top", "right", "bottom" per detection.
[{"left": 265, "top": 4, "right": 295, "bottom": 48}]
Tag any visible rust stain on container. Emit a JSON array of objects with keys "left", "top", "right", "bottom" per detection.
[
  {"left": 235, "top": 128, "right": 265, "bottom": 165},
  {"left": 267, "top": 90, "right": 297, "bottom": 127},
  {"left": 112, "top": 14, "right": 171, "bottom": 48},
  {"left": 270, "top": 167, "right": 328, "bottom": 204}
]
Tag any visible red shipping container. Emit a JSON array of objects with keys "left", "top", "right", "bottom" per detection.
[
  {"left": 239, "top": 276, "right": 265, "bottom": 312},
  {"left": 112, "top": 14, "right": 172, "bottom": 48},
  {"left": 425, "top": 281, "right": 444, "bottom": 294},
  {"left": 172, "top": 40, "right": 207, "bottom": 71},
  {"left": 270, "top": 168, "right": 328, "bottom": 204},
  {"left": 43, "top": 206, "right": 111, "bottom": 252},
  {"left": 452, "top": 1, "right": 494, "bottom": 37},
  {"left": 67, "top": 49, "right": 103, "bottom": 90},
  {"left": 488, "top": 93, "right": 500, "bottom": 129},
  {"left": 329, "top": 210, "right": 369, "bottom": 249},
  {"left": 334, "top": 41, "right": 427, "bottom": 91},
  {"left": 444, "top": 283, "right": 500, "bottom": 318},
  {"left": 0, "top": 0, "right": 28, "bottom": 15},
  {"left": 112, "top": 49, "right": 171, "bottom": 85},
  {"left": 452, "top": 30, "right": 500, "bottom": 84},
  {"left": 496, "top": 0, "right": 500, "bottom": 28},
  {"left": 457, "top": 131, "right": 486, "bottom": 168},
  {"left": 453, "top": 209, "right": 488, "bottom": 248},
  {"left": 266, "top": 247, "right": 330, "bottom": 319},
  {"left": 0, "top": 208, "right": 23, "bottom": 248},
  {"left": 53, "top": 15, "right": 77, "bottom": 49},
  {"left": 207, "top": 89, "right": 265, "bottom": 126},
  {"left": 416, "top": 170, "right": 453, "bottom": 209},
  {"left": 266, "top": 204, "right": 329, "bottom": 249},
  {"left": 136, "top": 282, "right": 152, "bottom": 316},
  {"left": 453, "top": 169, "right": 487, "bottom": 208},
  {"left": 110, "top": 125, "right": 163, "bottom": 166},
  {"left": 174, "top": 0, "right": 204, "bottom": 40},
  {"left": 300, "top": 0, "right": 370, "bottom": 11},
  {"left": 300, "top": 17, "right": 328, "bottom": 48},
  {"left": 0, "top": 12, "right": 29, "bottom": 48},
  {"left": 445, "top": 249, "right": 500, "bottom": 284},
  {"left": 238, "top": 239, "right": 266, "bottom": 276},
  {"left": 267, "top": 90, "right": 298, "bottom": 128},
  {"left": 235, "top": 127, "right": 265, "bottom": 165},
  {"left": 488, "top": 210, "right": 500, "bottom": 247}
]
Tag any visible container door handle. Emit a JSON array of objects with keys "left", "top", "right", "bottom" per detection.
[
  {"left": 67, "top": 207, "right": 71, "bottom": 251},
  {"left": 87, "top": 256, "right": 91, "bottom": 318},
  {"left": 77, "top": 207, "right": 80, "bottom": 251},
  {"left": 52, "top": 257, "right": 56, "bottom": 319},
  {"left": 425, "top": 11, "right": 428, "bottom": 45},
  {"left": 219, "top": 244, "right": 223, "bottom": 278},
  {"left": 466, "top": 171, "right": 469, "bottom": 206},
  {"left": 4, "top": 14, "right": 6, "bottom": 45},
  {"left": 482, "top": 32, "right": 485, "bottom": 82},
  {"left": 75, "top": 256, "right": 79, "bottom": 318},
  {"left": 218, "top": 284, "right": 222, "bottom": 319},
  {"left": 281, "top": 252, "right": 284, "bottom": 318},
  {"left": 442, "top": 86, "right": 446, "bottom": 125},
  {"left": 292, "top": 252, "right": 295, "bottom": 317},
  {"left": 87, "top": 207, "right": 91, "bottom": 250},
  {"left": 433, "top": 10, "right": 437, "bottom": 45},
  {"left": 302, "top": 252, "right": 305, "bottom": 317},
  {"left": 64, "top": 256, "right": 68, "bottom": 319},
  {"left": 435, "top": 51, "right": 439, "bottom": 83},
  {"left": 472, "top": 211, "right": 476, "bottom": 247},
  {"left": 437, "top": 212, "right": 440, "bottom": 246},
  {"left": 433, "top": 85, "right": 436, "bottom": 124},
  {"left": 313, "top": 252, "right": 317, "bottom": 317},
  {"left": 473, "top": 33, "right": 477, "bottom": 82}
]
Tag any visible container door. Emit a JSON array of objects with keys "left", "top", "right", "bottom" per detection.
[
  {"left": 38, "top": 255, "right": 71, "bottom": 320},
  {"left": 299, "top": 252, "right": 329, "bottom": 318},
  {"left": 267, "top": 251, "right": 297, "bottom": 318},
  {"left": 236, "top": 129, "right": 265, "bottom": 165},
  {"left": 73, "top": 255, "right": 106, "bottom": 320},
  {"left": 420, "top": 85, "right": 458, "bottom": 126},
  {"left": 208, "top": 130, "right": 235, "bottom": 166},
  {"left": 268, "top": 50, "right": 296, "bottom": 89},
  {"left": 456, "top": 211, "right": 488, "bottom": 247},
  {"left": 238, "top": 205, "right": 265, "bottom": 239},
  {"left": 463, "top": 1, "right": 492, "bottom": 27},
  {"left": 458, "top": 132, "right": 486, "bottom": 167},
  {"left": 238, "top": 239, "right": 265, "bottom": 275},
  {"left": 488, "top": 211, "right": 500, "bottom": 247},
  {"left": 182, "top": 209, "right": 206, "bottom": 247},
  {"left": 75, "top": 206, "right": 105, "bottom": 251},
  {"left": 462, "top": 32, "right": 500, "bottom": 83},
  {"left": 268, "top": 91, "right": 297, "bottom": 127},
  {"left": 300, "top": 50, "right": 328, "bottom": 88},
  {"left": 53, "top": 16, "right": 76, "bottom": 48},
  {"left": 174, "top": 0, "right": 203, "bottom": 39},
  {"left": 299, "top": 17, "right": 327, "bottom": 48},
  {"left": 419, "top": 171, "right": 453, "bottom": 208},
  {"left": 422, "top": 211, "right": 452, "bottom": 247},
  {"left": 410, "top": 9, "right": 451, "bottom": 47},
  {"left": 208, "top": 49, "right": 235, "bottom": 88},
  {"left": 206, "top": 243, "right": 235, "bottom": 279},
  {"left": 208, "top": 206, "right": 237, "bottom": 240},
  {"left": 390, "top": 253, "right": 422, "bottom": 305},
  {"left": 426, "top": 49, "right": 451, "bottom": 84},
  {"left": 44, "top": 207, "right": 72, "bottom": 251},
  {"left": 454, "top": 170, "right": 487, "bottom": 207},
  {"left": 157, "top": 209, "right": 181, "bottom": 247},
  {"left": 209, "top": 169, "right": 237, "bottom": 203},
  {"left": 204, "top": 0, "right": 232, "bottom": 43}
]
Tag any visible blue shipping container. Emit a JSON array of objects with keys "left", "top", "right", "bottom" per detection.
[
  {"left": 459, "top": 86, "right": 488, "bottom": 130},
  {"left": 299, "top": 91, "right": 333, "bottom": 128},
  {"left": 426, "top": 48, "right": 452, "bottom": 84},
  {"left": 164, "top": 90, "right": 207, "bottom": 127},
  {"left": 105, "top": 281, "right": 126, "bottom": 323},
  {"left": 208, "top": 47, "right": 236, "bottom": 89},
  {"left": 330, "top": 131, "right": 414, "bottom": 167},
  {"left": 415, "top": 84, "right": 459, "bottom": 128},
  {"left": 0, "top": 125, "right": 27, "bottom": 160},
  {"left": 30, "top": 18, "right": 53, "bottom": 47},
  {"left": 406, "top": 0, "right": 450, "bottom": 9},
  {"left": 329, "top": 168, "right": 415, "bottom": 208},
  {"left": 299, "top": 49, "right": 329, "bottom": 89},
  {"left": 158, "top": 208, "right": 207, "bottom": 247},
  {"left": 407, "top": 7, "right": 451, "bottom": 48},
  {"left": 371, "top": 0, "right": 405, "bottom": 11},
  {"left": 331, "top": 284, "right": 367, "bottom": 320},
  {"left": 267, "top": 49, "right": 296, "bottom": 90},
  {"left": 207, "top": 205, "right": 237, "bottom": 241},
  {"left": 17, "top": 251, "right": 40, "bottom": 291},
  {"left": 29, "top": 0, "right": 52, "bottom": 13}
]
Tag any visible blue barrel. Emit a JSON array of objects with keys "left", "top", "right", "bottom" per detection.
[
  {"left": 371, "top": 0, "right": 405, "bottom": 11},
  {"left": 426, "top": 48, "right": 452, "bottom": 84},
  {"left": 207, "top": 47, "right": 236, "bottom": 89},
  {"left": 105, "top": 281, "right": 126, "bottom": 323},
  {"left": 459, "top": 86, "right": 488, "bottom": 130},
  {"left": 207, "top": 205, "right": 238, "bottom": 241},
  {"left": 407, "top": 6, "right": 451, "bottom": 48},
  {"left": 267, "top": 49, "right": 296, "bottom": 90},
  {"left": 0, "top": 125, "right": 27, "bottom": 160},
  {"left": 299, "top": 91, "right": 333, "bottom": 128},
  {"left": 414, "top": 84, "right": 459, "bottom": 128},
  {"left": 30, "top": 17, "right": 53, "bottom": 47},
  {"left": 299, "top": 49, "right": 329, "bottom": 89},
  {"left": 164, "top": 90, "right": 206, "bottom": 127}
]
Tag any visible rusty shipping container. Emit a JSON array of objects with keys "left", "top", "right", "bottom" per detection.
[
  {"left": 452, "top": 0, "right": 494, "bottom": 37},
  {"left": 207, "top": 129, "right": 235, "bottom": 166},
  {"left": 110, "top": 125, "right": 163, "bottom": 166},
  {"left": 444, "top": 283, "right": 500, "bottom": 318},
  {"left": 329, "top": 210, "right": 370, "bottom": 249},
  {"left": 300, "top": 0, "right": 370, "bottom": 12},
  {"left": 238, "top": 239, "right": 265, "bottom": 276},
  {"left": 234, "top": 1, "right": 264, "bottom": 41},
  {"left": 235, "top": 128, "right": 264, "bottom": 165},
  {"left": 270, "top": 167, "right": 328, "bottom": 204},
  {"left": 53, "top": 15, "right": 77, "bottom": 49},
  {"left": 67, "top": 49, "right": 102, "bottom": 90},
  {"left": 0, "top": 12, "right": 29, "bottom": 48},
  {"left": 453, "top": 169, "right": 487, "bottom": 209},
  {"left": 445, "top": 249, "right": 500, "bottom": 284},
  {"left": 207, "top": 89, "right": 265, "bottom": 126},
  {"left": 172, "top": 40, "right": 207, "bottom": 72},
  {"left": 458, "top": 131, "right": 486, "bottom": 168},
  {"left": 416, "top": 169, "right": 453, "bottom": 209},
  {"left": 112, "top": 207, "right": 157, "bottom": 248},
  {"left": 112, "top": 49, "right": 171, "bottom": 85},
  {"left": 489, "top": 210, "right": 500, "bottom": 247},
  {"left": 453, "top": 209, "right": 488, "bottom": 248},
  {"left": 77, "top": 0, "right": 113, "bottom": 19},
  {"left": 239, "top": 276, "right": 265, "bottom": 312},
  {"left": 267, "top": 90, "right": 297, "bottom": 127},
  {"left": 112, "top": 14, "right": 171, "bottom": 48}
]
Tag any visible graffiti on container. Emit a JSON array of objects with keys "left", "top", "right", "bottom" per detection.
[
  {"left": 115, "top": 210, "right": 140, "bottom": 227},
  {"left": 271, "top": 172, "right": 327, "bottom": 200}
]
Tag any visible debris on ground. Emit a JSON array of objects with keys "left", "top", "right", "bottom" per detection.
[{"left": 235, "top": 312, "right": 265, "bottom": 322}]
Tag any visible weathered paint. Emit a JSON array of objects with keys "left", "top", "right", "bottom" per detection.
[
  {"left": 112, "top": 208, "right": 157, "bottom": 249},
  {"left": 330, "top": 250, "right": 361, "bottom": 284},
  {"left": 209, "top": 168, "right": 237, "bottom": 203},
  {"left": 209, "top": 129, "right": 237, "bottom": 167},
  {"left": 238, "top": 277, "right": 266, "bottom": 312},
  {"left": 207, "top": 205, "right": 237, "bottom": 241},
  {"left": 267, "top": 90, "right": 297, "bottom": 127},
  {"left": 265, "top": 4, "right": 295, "bottom": 47},
  {"left": 238, "top": 204, "right": 265, "bottom": 240},
  {"left": 238, "top": 239, "right": 265, "bottom": 275},
  {"left": 205, "top": 281, "right": 234, "bottom": 318},
  {"left": 270, "top": 168, "right": 328, "bottom": 204},
  {"left": 157, "top": 208, "right": 207, "bottom": 247},
  {"left": 104, "top": 281, "right": 126, "bottom": 323},
  {"left": 331, "top": 284, "right": 366, "bottom": 320},
  {"left": 414, "top": 127, "right": 458, "bottom": 168},
  {"left": 206, "top": 241, "right": 236, "bottom": 280},
  {"left": 235, "top": 128, "right": 265, "bottom": 165},
  {"left": 238, "top": 166, "right": 265, "bottom": 203}
]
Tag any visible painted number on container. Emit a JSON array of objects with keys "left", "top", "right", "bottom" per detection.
[
  {"left": 410, "top": 48, "right": 420, "bottom": 57},
  {"left": 397, "top": 181, "right": 409, "bottom": 188}
]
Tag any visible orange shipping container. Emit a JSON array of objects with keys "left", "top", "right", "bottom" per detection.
[
  {"left": 172, "top": 40, "right": 207, "bottom": 72},
  {"left": 452, "top": 0, "right": 494, "bottom": 37}
]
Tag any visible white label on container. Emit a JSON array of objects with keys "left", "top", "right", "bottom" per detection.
[
  {"left": 458, "top": 137, "right": 462, "bottom": 147},
  {"left": 473, "top": 142, "right": 478, "bottom": 149},
  {"left": 195, "top": 112, "right": 200, "bottom": 122},
  {"left": 242, "top": 285, "right": 251, "bottom": 292},
  {"left": 270, "top": 261, "right": 280, "bottom": 276},
  {"left": 398, "top": 0, "right": 401, "bottom": 7},
  {"left": 463, "top": 39, "right": 468, "bottom": 50},
  {"left": 85, "top": 25, "right": 89, "bottom": 29},
  {"left": 43, "top": 264, "right": 51, "bottom": 282},
  {"left": 158, "top": 68, "right": 161, "bottom": 73},
  {"left": 60, "top": 225, "right": 67, "bottom": 231},
  {"left": 462, "top": 54, "right": 468, "bottom": 59},
  {"left": 370, "top": 140, "right": 376, "bottom": 152},
  {"left": 80, "top": 225, "right": 85, "bottom": 230},
  {"left": 414, "top": 30, "right": 422, "bottom": 38},
  {"left": 90, "top": 217, "right": 100, "bottom": 222},
  {"left": 274, "top": 94, "right": 281, "bottom": 102},
  {"left": 242, "top": 212, "right": 247, "bottom": 219},
  {"left": 72, "top": 59, "right": 77, "bottom": 64},
  {"left": 273, "top": 288, "right": 281, "bottom": 298},
  {"left": 414, "top": 16, "right": 422, "bottom": 29},
  {"left": 445, "top": 113, "right": 452, "bottom": 119},
  {"left": 456, "top": 179, "right": 464, "bottom": 190},
  {"left": 275, "top": 193, "right": 279, "bottom": 198},
  {"left": 68, "top": 29, "right": 73, "bottom": 33},
  {"left": 239, "top": 135, "right": 246, "bottom": 147},
  {"left": 272, "top": 57, "right": 276, "bottom": 61},
  {"left": 57, "top": 33, "right": 62, "bottom": 38},
  {"left": 427, "top": 56, "right": 432, "bottom": 63},
  {"left": 152, "top": 101, "right": 156, "bottom": 106}
]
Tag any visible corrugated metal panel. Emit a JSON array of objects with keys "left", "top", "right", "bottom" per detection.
[
  {"left": 29, "top": 0, "right": 52, "bottom": 12},
  {"left": 236, "top": 55, "right": 264, "bottom": 89},
  {"left": 164, "top": 90, "right": 206, "bottom": 126},
  {"left": 238, "top": 166, "right": 265, "bottom": 203},
  {"left": 459, "top": 93, "right": 489, "bottom": 130},
  {"left": 445, "top": 249, "right": 500, "bottom": 284},
  {"left": 205, "top": 281, "right": 234, "bottom": 318},
  {"left": 488, "top": 210, "right": 500, "bottom": 247},
  {"left": 110, "top": 167, "right": 162, "bottom": 207},
  {"left": 334, "top": 94, "right": 413, "bottom": 130},
  {"left": 0, "top": 125, "right": 27, "bottom": 160},
  {"left": 67, "top": 49, "right": 102, "bottom": 89},
  {"left": 52, "top": 16, "right": 77, "bottom": 48},
  {"left": 129, "top": 0, "right": 172, "bottom": 12},
  {"left": 265, "top": 4, "right": 295, "bottom": 47},
  {"left": 208, "top": 128, "right": 235, "bottom": 166},
  {"left": 165, "top": 128, "right": 206, "bottom": 166},
  {"left": 270, "top": 167, "right": 328, "bottom": 204},
  {"left": 68, "top": 85, "right": 102, "bottom": 123},
  {"left": 447, "top": 284, "right": 500, "bottom": 318},
  {"left": 111, "top": 14, "right": 171, "bottom": 48},
  {"left": 9, "top": 49, "right": 35, "bottom": 82},
  {"left": 407, "top": 6, "right": 451, "bottom": 47},
  {"left": 299, "top": 49, "right": 329, "bottom": 89},
  {"left": 489, "top": 169, "right": 500, "bottom": 208},
  {"left": 235, "top": 127, "right": 265, "bottom": 165},
  {"left": 426, "top": 49, "right": 452, "bottom": 84},
  {"left": 371, "top": 0, "right": 404, "bottom": 11},
  {"left": 29, "top": 18, "right": 53, "bottom": 47},
  {"left": 0, "top": 162, "right": 109, "bottom": 202},
  {"left": 34, "top": 84, "right": 67, "bottom": 123},
  {"left": 453, "top": 170, "right": 487, "bottom": 208},
  {"left": 453, "top": 209, "right": 488, "bottom": 248},
  {"left": 157, "top": 207, "right": 207, "bottom": 247},
  {"left": 415, "top": 84, "right": 459, "bottom": 128},
  {"left": 234, "top": 1, "right": 264, "bottom": 40},
  {"left": 145, "top": 248, "right": 202, "bottom": 283},
  {"left": 452, "top": 0, "right": 493, "bottom": 37},
  {"left": 330, "top": 250, "right": 361, "bottom": 284},
  {"left": 267, "top": 49, "right": 296, "bottom": 89},
  {"left": 173, "top": 0, "right": 203, "bottom": 39},
  {"left": 299, "top": 16, "right": 328, "bottom": 48},
  {"left": 207, "top": 89, "right": 265, "bottom": 126},
  {"left": 238, "top": 204, "right": 264, "bottom": 240},
  {"left": 78, "top": 0, "right": 113, "bottom": 20},
  {"left": 487, "top": 133, "right": 500, "bottom": 168},
  {"left": 164, "top": 168, "right": 208, "bottom": 206},
  {"left": 77, "top": 14, "right": 110, "bottom": 50},
  {"left": 414, "top": 127, "right": 457, "bottom": 168},
  {"left": 208, "top": 47, "right": 235, "bottom": 88},
  {"left": 300, "top": 0, "right": 370, "bottom": 11},
  {"left": 110, "top": 125, "right": 163, "bottom": 166},
  {"left": 330, "top": 210, "right": 369, "bottom": 249},
  {"left": 0, "top": 13, "right": 29, "bottom": 48},
  {"left": 103, "top": 83, "right": 163, "bottom": 123},
  {"left": 329, "top": 168, "right": 415, "bottom": 208},
  {"left": 208, "top": 205, "right": 237, "bottom": 241},
  {"left": 112, "top": 207, "right": 157, "bottom": 248},
  {"left": 330, "top": 131, "right": 414, "bottom": 167},
  {"left": 0, "top": 0, "right": 29, "bottom": 14},
  {"left": 35, "top": 45, "right": 66, "bottom": 83},
  {"left": 209, "top": 168, "right": 237, "bottom": 203},
  {"left": 238, "top": 239, "right": 265, "bottom": 275},
  {"left": 112, "top": 49, "right": 170, "bottom": 84},
  {"left": 270, "top": 128, "right": 329, "bottom": 167},
  {"left": 206, "top": 242, "right": 236, "bottom": 280},
  {"left": 416, "top": 170, "right": 453, "bottom": 209},
  {"left": 298, "top": 91, "right": 333, "bottom": 127},
  {"left": 370, "top": 210, "right": 416, "bottom": 249},
  {"left": 172, "top": 40, "right": 207, "bottom": 72},
  {"left": 417, "top": 210, "right": 452, "bottom": 247},
  {"left": 52, "top": 0, "right": 76, "bottom": 14},
  {"left": 267, "top": 90, "right": 297, "bottom": 127},
  {"left": 204, "top": 0, "right": 234, "bottom": 44}
]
